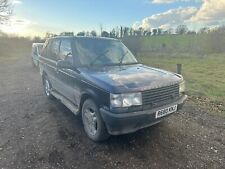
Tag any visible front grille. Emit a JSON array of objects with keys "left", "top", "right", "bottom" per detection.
[{"left": 142, "top": 83, "right": 179, "bottom": 109}]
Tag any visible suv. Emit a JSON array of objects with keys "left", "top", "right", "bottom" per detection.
[{"left": 39, "top": 36, "right": 187, "bottom": 141}]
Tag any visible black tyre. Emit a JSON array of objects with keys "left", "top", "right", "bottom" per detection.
[
  {"left": 43, "top": 75, "right": 54, "bottom": 99},
  {"left": 82, "top": 99, "right": 109, "bottom": 141}
]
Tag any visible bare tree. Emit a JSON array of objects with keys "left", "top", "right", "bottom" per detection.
[
  {"left": 115, "top": 26, "right": 120, "bottom": 38},
  {"left": 187, "top": 30, "right": 196, "bottom": 35},
  {"left": 101, "top": 31, "right": 109, "bottom": 37},
  {"left": 33, "top": 36, "right": 45, "bottom": 43},
  {"left": 90, "top": 30, "right": 97, "bottom": 37},
  {"left": 86, "top": 31, "right": 90, "bottom": 36},
  {"left": 214, "top": 25, "right": 225, "bottom": 33},
  {"left": 123, "top": 27, "right": 129, "bottom": 37},
  {"left": 77, "top": 31, "right": 85, "bottom": 36},
  {"left": 152, "top": 28, "right": 157, "bottom": 36},
  {"left": 45, "top": 32, "right": 57, "bottom": 39},
  {"left": 129, "top": 28, "right": 134, "bottom": 36},
  {"left": 176, "top": 25, "right": 188, "bottom": 35},
  {"left": 138, "top": 27, "right": 143, "bottom": 36},
  {"left": 198, "top": 27, "right": 209, "bottom": 34},
  {"left": 0, "top": 0, "right": 12, "bottom": 24},
  {"left": 99, "top": 24, "right": 103, "bottom": 36},
  {"left": 167, "top": 28, "right": 174, "bottom": 34},
  {"left": 109, "top": 28, "right": 116, "bottom": 38}
]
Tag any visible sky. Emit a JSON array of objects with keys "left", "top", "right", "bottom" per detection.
[{"left": 0, "top": 0, "right": 225, "bottom": 37}]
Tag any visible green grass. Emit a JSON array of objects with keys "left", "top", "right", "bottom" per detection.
[
  {"left": 123, "top": 34, "right": 225, "bottom": 54},
  {"left": 137, "top": 53, "right": 225, "bottom": 103}
]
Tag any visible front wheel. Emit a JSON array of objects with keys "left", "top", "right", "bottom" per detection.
[{"left": 82, "top": 99, "right": 109, "bottom": 142}]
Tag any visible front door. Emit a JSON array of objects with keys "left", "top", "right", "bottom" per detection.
[{"left": 56, "top": 39, "right": 78, "bottom": 105}]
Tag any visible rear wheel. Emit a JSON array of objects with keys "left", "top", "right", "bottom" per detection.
[
  {"left": 43, "top": 75, "right": 54, "bottom": 99},
  {"left": 82, "top": 99, "right": 109, "bottom": 142}
]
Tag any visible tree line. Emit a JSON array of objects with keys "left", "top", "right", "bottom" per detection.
[{"left": 42, "top": 24, "right": 225, "bottom": 40}]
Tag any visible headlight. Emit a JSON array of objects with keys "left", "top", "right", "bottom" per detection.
[
  {"left": 110, "top": 92, "right": 142, "bottom": 108},
  {"left": 179, "top": 81, "right": 185, "bottom": 94}
]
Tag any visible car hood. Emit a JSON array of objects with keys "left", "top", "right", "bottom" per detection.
[{"left": 80, "top": 64, "right": 182, "bottom": 93}]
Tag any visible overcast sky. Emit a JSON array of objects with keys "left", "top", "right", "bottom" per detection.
[{"left": 0, "top": 0, "right": 225, "bottom": 37}]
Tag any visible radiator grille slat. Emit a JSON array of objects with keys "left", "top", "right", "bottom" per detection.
[
  {"left": 142, "top": 84, "right": 179, "bottom": 107},
  {"left": 143, "top": 90, "right": 179, "bottom": 98}
]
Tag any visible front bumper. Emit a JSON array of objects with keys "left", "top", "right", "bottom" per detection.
[{"left": 100, "top": 95, "right": 187, "bottom": 135}]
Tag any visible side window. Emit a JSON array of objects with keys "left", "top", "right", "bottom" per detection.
[
  {"left": 41, "top": 40, "right": 50, "bottom": 57},
  {"left": 49, "top": 39, "right": 60, "bottom": 61},
  {"left": 59, "top": 39, "right": 73, "bottom": 64}
]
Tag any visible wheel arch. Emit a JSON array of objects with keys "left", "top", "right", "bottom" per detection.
[{"left": 79, "top": 88, "right": 102, "bottom": 113}]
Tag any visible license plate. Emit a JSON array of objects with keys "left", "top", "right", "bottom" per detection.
[{"left": 155, "top": 105, "right": 177, "bottom": 119}]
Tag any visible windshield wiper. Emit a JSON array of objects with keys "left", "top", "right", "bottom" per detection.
[
  {"left": 89, "top": 49, "right": 110, "bottom": 66},
  {"left": 119, "top": 50, "right": 129, "bottom": 66}
]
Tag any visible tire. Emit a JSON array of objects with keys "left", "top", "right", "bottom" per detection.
[
  {"left": 82, "top": 99, "right": 109, "bottom": 142},
  {"left": 43, "top": 75, "right": 54, "bottom": 99}
]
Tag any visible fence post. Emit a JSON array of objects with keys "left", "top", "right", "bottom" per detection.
[{"left": 177, "top": 64, "right": 182, "bottom": 74}]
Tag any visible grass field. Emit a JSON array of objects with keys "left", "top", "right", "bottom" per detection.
[
  {"left": 137, "top": 53, "right": 225, "bottom": 105},
  {"left": 123, "top": 33, "right": 225, "bottom": 54}
]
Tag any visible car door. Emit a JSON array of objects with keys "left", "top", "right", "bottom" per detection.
[
  {"left": 32, "top": 45, "right": 39, "bottom": 64},
  {"left": 32, "top": 46, "right": 37, "bottom": 60},
  {"left": 42, "top": 39, "right": 60, "bottom": 90},
  {"left": 56, "top": 39, "right": 78, "bottom": 104},
  {"left": 37, "top": 44, "right": 43, "bottom": 59}
]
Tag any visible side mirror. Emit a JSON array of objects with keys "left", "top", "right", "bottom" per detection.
[
  {"left": 57, "top": 60, "right": 73, "bottom": 69},
  {"left": 66, "top": 52, "right": 72, "bottom": 58}
]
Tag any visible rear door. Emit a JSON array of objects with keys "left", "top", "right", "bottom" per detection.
[
  {"left": 41, "top": 39, "right": 60, "bottom": 90},
  {"left": 32, "top": 45, "right": 37, "bottom": 60}
]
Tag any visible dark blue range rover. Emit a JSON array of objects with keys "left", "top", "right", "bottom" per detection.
[{"left": 39, "top": 36, "right": 187, "bottom": 141}]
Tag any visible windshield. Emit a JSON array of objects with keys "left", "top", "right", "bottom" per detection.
[{"left": 74, "top": 39, "right": 138, "bottom": 66}]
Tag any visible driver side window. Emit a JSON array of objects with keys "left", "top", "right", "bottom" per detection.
[{"left": 59, "top": 39, "right": 73, "bottom": 64}]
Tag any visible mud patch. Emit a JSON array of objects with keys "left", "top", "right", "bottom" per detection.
[
  {"left": 58, "top": 127, "right": 69, "bottom": 140},
  {"left": 48, "top": 150, "right": 65, "bottom": 167}
]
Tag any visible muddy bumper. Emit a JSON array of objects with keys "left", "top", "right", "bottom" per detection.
[{"left": 100, "top": 95, "right": 187, "bottom": 135}]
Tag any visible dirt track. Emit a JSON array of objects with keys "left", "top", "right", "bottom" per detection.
[{"left": 0, "top": 54, "right": 225, "bottom": 169}]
